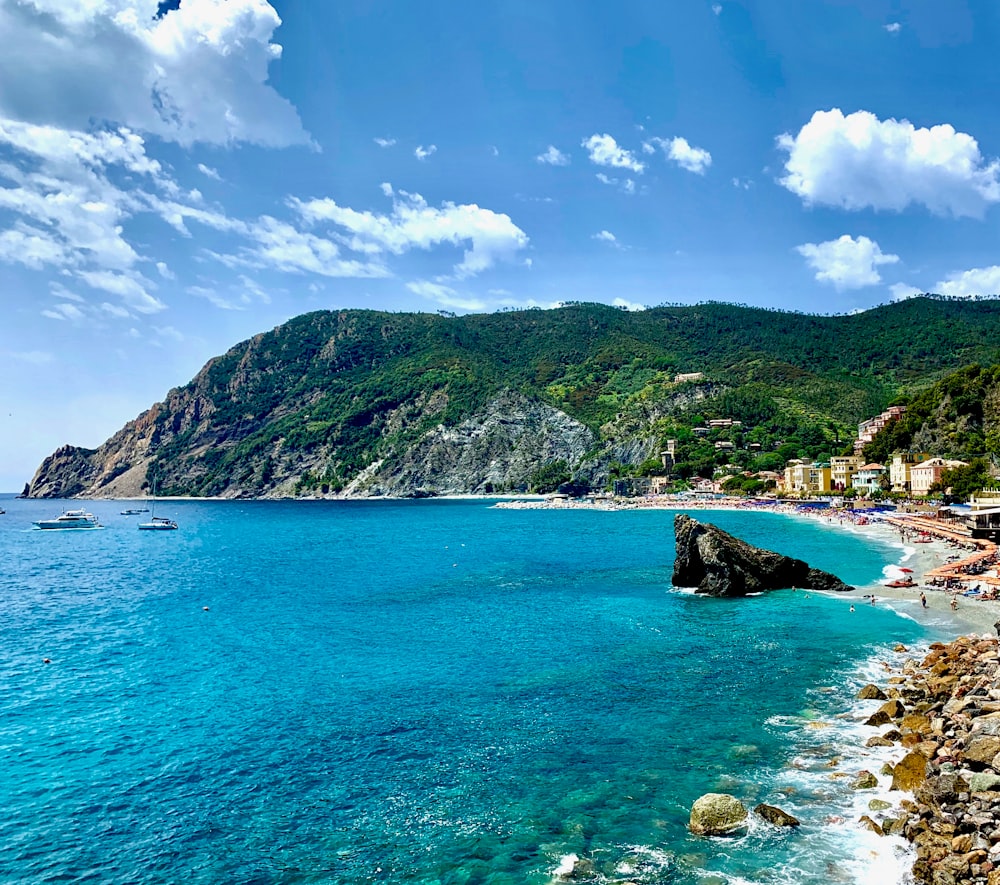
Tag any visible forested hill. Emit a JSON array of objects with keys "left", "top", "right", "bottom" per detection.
[{"left": 27, "top": 297, "right": 1000, "bottom": 499}]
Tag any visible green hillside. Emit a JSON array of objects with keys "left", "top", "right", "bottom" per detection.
[{"left": 28, "top": 296, "right": 1000, "bottom": 498}]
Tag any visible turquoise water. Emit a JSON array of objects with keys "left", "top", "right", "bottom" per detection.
[{"left": 0, "top": 499, "right": 929, "bottom": 884}]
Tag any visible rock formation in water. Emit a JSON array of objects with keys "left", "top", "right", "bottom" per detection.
[{"left": 671, "top": 514, "right": 852, "bottom": 597}]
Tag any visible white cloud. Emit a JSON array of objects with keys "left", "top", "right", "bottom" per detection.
[
  {"left": 293, "top": 186, "right": 529, "bottom": 279},
  {"left": 895, "top": 265, "right": 1000, "bottom": 300},
  {"left": 196, "top": 163, "right": 221, "bottom": 180},
  {"left": 414, "top": 144, "right": 437, "bottom": 161},
  {"left": 595, "top": 172, "right": 637, "bottom": 194},
  {"left": 777, "top": 108, "right": 1000, "bottom": 217},
  {"left": 593, "top": 230, "right": 617, "bottom": 243},
  {"left": 374, "top": 137, "right": 397, "bottom": 148},
  {"left": 889, "top": 283, "right": 922, "bottom": 300},
  {"left": 100, "top": 301, "right": 131, "bottom": 318},
  {"left": 0, "top": 224, "right": 69, "bottom": 269},
  {"left": 712, "top": 3, "right": 722, "bottom": 14},
  {"left": 41, "top": 302, "right": 85, "bottom": 321},
  {"left": 187, "top": 284, "right": 244, "bottom": 310},
  {"left": 731, "top": 177, "right": 753, "bottom": 189},
  {"left": 536, "top": 145, "right": 570, "bottom": 166},
  {"left": 796, "top": 234, "right": 900, "bottom": 289},
  {"left": 0, "top": 0, "right": 311, "bottom": 148},
  {"left": 155, "top": 261, "right": 175, "bottom": 279},
  {"left": 645, "top": 136, "right": 712, "bottom": 174},
  {"left": 490, "top": 145, "right": 499, "bottom": 157},
  {"left": 582, "top": 134, "right": 644, "bottom": 173},
  {"left": 884, "top": 22, "right": 901, "bottom": 33},
  {"left": 406, "top": 280, "right": 487, "bottom": 312},
  {"left": 77, "top": 269, "right": 166, "bottom": 313},
  {"left": 612, "top": 297, "right": 646, "bottom": 311}
]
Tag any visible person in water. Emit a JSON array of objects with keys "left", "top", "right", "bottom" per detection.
[{"left": 920, "top": 592, "right": 927, "bottom": 609}]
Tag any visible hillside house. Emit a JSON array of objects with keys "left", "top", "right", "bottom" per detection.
[
  {"left": 910, "top": 458, "right": 968, "bottom": 496},
  {"left": 889, "top": 452, "right": 932, "bottom": 493},
  {"left": 830, "top": 455, "right": 864, "bottom": 491},
  {"left": 783, "top": 460, "right": 832, "bottom": 495},
  {"left": 852, "top": 463, "right": 887, "bottom": 494}
]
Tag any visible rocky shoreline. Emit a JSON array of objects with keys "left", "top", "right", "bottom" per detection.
[{"left": 862, "top": 633, "right": 1000, "bottom": 884}]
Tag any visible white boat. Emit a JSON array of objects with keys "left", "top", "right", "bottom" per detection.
[
  {"left": 34, "top": 508, "right": 101, "bottom": 530},
  {"left": 138, "top": 481, "right": 177, "bottom": 531},
  {"left": 120, "top": 507, "right": 149, "bottom": 515},
  {"left": 138, "top": 515, "right": 178, "bottom": 531}
]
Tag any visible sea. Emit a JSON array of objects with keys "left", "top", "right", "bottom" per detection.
[{"left": 0, "top": 496, "right": 959, "bottom": 885}]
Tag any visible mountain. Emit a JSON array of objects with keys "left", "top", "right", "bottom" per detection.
[{"left": 27, "top": 297, "right": 1000, "bottom": 499}]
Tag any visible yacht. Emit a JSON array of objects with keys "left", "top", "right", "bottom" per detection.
[
  {"left": 138, "top": 515, "right": 178, "bottom": 531},
  {"left": 34, "top": 509, "right": 101, "bottom": 530}
]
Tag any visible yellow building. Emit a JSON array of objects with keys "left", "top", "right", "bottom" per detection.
[
  {"left": 888, "top": 452, "right": 932, "bottom": 493},
  {"left": 830, "top": 455, "right": 864, "bottom": 491},
  {"left": 783, "top": 460, "right": 832, "bottom": 495}
]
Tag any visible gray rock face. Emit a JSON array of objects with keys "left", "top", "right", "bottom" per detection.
[
  {"left": 672, "top": 514, "right": 853, "bottom": 597},
  {"left": 689, "top": 793, "right": 749, "bottom": 836},
  {"left": 349, "top": 390, "right": 596, "bottom": 497}
]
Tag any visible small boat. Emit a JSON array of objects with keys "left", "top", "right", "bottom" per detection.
[
  {"left": 34, "top": 508, "right": 101, "bottom": 530},
  {"left": 138, "top": 515, "right": 178, "bottom": 531},
  {"left": 137, "top": 478, "right": 177, "bottom": 531},
  {"left": 884, "top": 578, "right": 916, "bottom": 588},
  {"left": 120, "top": 508, "right": 149, "bottom": 515}
]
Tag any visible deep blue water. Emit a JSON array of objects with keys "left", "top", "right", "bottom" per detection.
[{"left": 0, "top": 498, "right": 930, "bottom": 884}]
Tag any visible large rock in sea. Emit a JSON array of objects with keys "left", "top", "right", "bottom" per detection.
[
  {"left": 689, "top": 793, "right": 749, "bottom": 836},
  {"left": 672, "top": 514, "right": 853, "bottom": 598}
]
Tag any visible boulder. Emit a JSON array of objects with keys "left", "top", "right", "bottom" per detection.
[
  {"left": 964, "top": 735, "right": 1000, "bottom": 767},
  {"left": 689, "top": 793, "right": 749, "bottom": 836},
  {"left": 853, "top": 770, "right": 879, "bottom": 790},
  {"left": 753, "top": 803, "right": 800, "bottom": 827},
  {"left": 891, "top": 751, "right": 929, "bottom": 792},
  {"left": 858, "top": 684, "right": 888, "bottom": 700},
  {"left": 671, "top": 515, "right": 853, "bottom": 597}
]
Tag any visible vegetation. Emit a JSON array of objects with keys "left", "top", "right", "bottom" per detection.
[{"left": 68, "top": 297, "right": 1000, "bottom": 497}]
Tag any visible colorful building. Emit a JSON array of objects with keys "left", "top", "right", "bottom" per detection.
[
  {"left": 910, "top": 458, "right": 968, "bottom": 496},
  {"left": 830, "top": 455, "right": 864, "bottom": 491},
  {"left": 783, "top": 459, "right": 832, "bottom": 495},
  {"left": 888, "top": 452, "right": 932, "bottom": 493}
]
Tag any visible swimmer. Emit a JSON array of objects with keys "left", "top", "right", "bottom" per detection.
[{"left": 849, "top": 605, "right": 855, "bottom": 613}]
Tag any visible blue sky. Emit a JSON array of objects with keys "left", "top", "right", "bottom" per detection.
[{"left": 3, "top": 0, "right": 1000, "bottom": 490}]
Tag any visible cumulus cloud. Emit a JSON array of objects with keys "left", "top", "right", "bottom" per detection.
[
  {"left": 582, "top": 134, "right": 644, "bottom": 173},
  {"left": 894, "top": 265, "right": 1000, "bottom": 300},
  {"left": 374, "top": 137, "right": 397, "bottom": 148},
  {"left": 592, "top": 230, "right": 618, "bottom": 244},
  {"left": 196, "top": 163, "right": 221, "bottom": 180},
  {"left": 884, "top": 22, "right": 901, "bottom": 33},
  {"left": 293, "top": 186, "right": 530, "bottom": 279},
  {"left": 414, "top": 144, "right": 437, "bottom": 161},
  {"left": 777, "top": 108, "right": 1000, "bottom": 217},
  {"left": 644, "top": 136, "right": 712, "bottom": 174},
  {"left": 796, "top": 234, "right": 899, "bottom": 289},
  {"left": 0, "top": 0, "right": 311, "bottom": 147},
  {"left": 536, "top": 145, "right": 570, "bottom": 166}
]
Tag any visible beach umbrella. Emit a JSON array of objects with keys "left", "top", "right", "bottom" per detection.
[{"left": 900, "top": 567, "right": 914, "bottom": 572}]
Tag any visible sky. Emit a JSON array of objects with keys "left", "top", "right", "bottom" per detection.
[{"left": 4, "top": 0, "right": 1000, "bottom": 490}]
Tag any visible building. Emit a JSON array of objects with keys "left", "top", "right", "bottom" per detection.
[
  {"left": 714, "top": 440, "right": 736, "bottom": 451},
  {"left": 888, "top": 452, "right": 932, "bottom": 493},
  {"left": 852, "top": 463, "right": 887, "bottom": 494},
  {"left": 674, "top": 372, "right": 705, "bottom": 383},
  {"left": 970, "top": 491, "right": 1000, "bottom": 512},
  {"left": 783, "top": 459, "right": 832, "bottom": 495},
  {"left": 830, "top": 455, "right": 864, "bottom": 491},
  {"left": 854, "top": 405, "right": 907, "bottom": 455},
  {"left": 910, "top": 458, "right": 968, "bottom": 497}
]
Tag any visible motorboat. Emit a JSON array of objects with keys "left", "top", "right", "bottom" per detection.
[
  {"left": 120, "top": 507, "right": 149, "bottom": 515},
  {"left": 138, "top": 515, "right": 178, "bottom": 531},
  {"left": 34, "top": 508, "right": 101, "bottom": 530}
]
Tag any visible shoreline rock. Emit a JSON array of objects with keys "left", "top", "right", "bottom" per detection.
[
  {"left": 862, "top": 634, "right": 1000, "bottom": 883},
  {"left": 672, "top": 514, "right": 853, "bottom": 597}
]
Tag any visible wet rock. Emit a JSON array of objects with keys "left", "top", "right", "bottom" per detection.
[
  {"left": 858, "top": 684, "right": 888, "bottom": 700},
  {"left": 689, "top": 793, "right": 749, "bottom": 836},
  {"left": 753, "top": 804, "right": 800, "bottom": 827},
  {"left": 853, "top": 771, "right": 879, "bottom": 790},
  {"left": 858, "top": 815, "right": 884, "bottom": 835}
]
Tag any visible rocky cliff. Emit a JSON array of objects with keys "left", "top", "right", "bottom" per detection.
[{"left": 672, "top": 514, "right": 852, "bottom": 596}]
